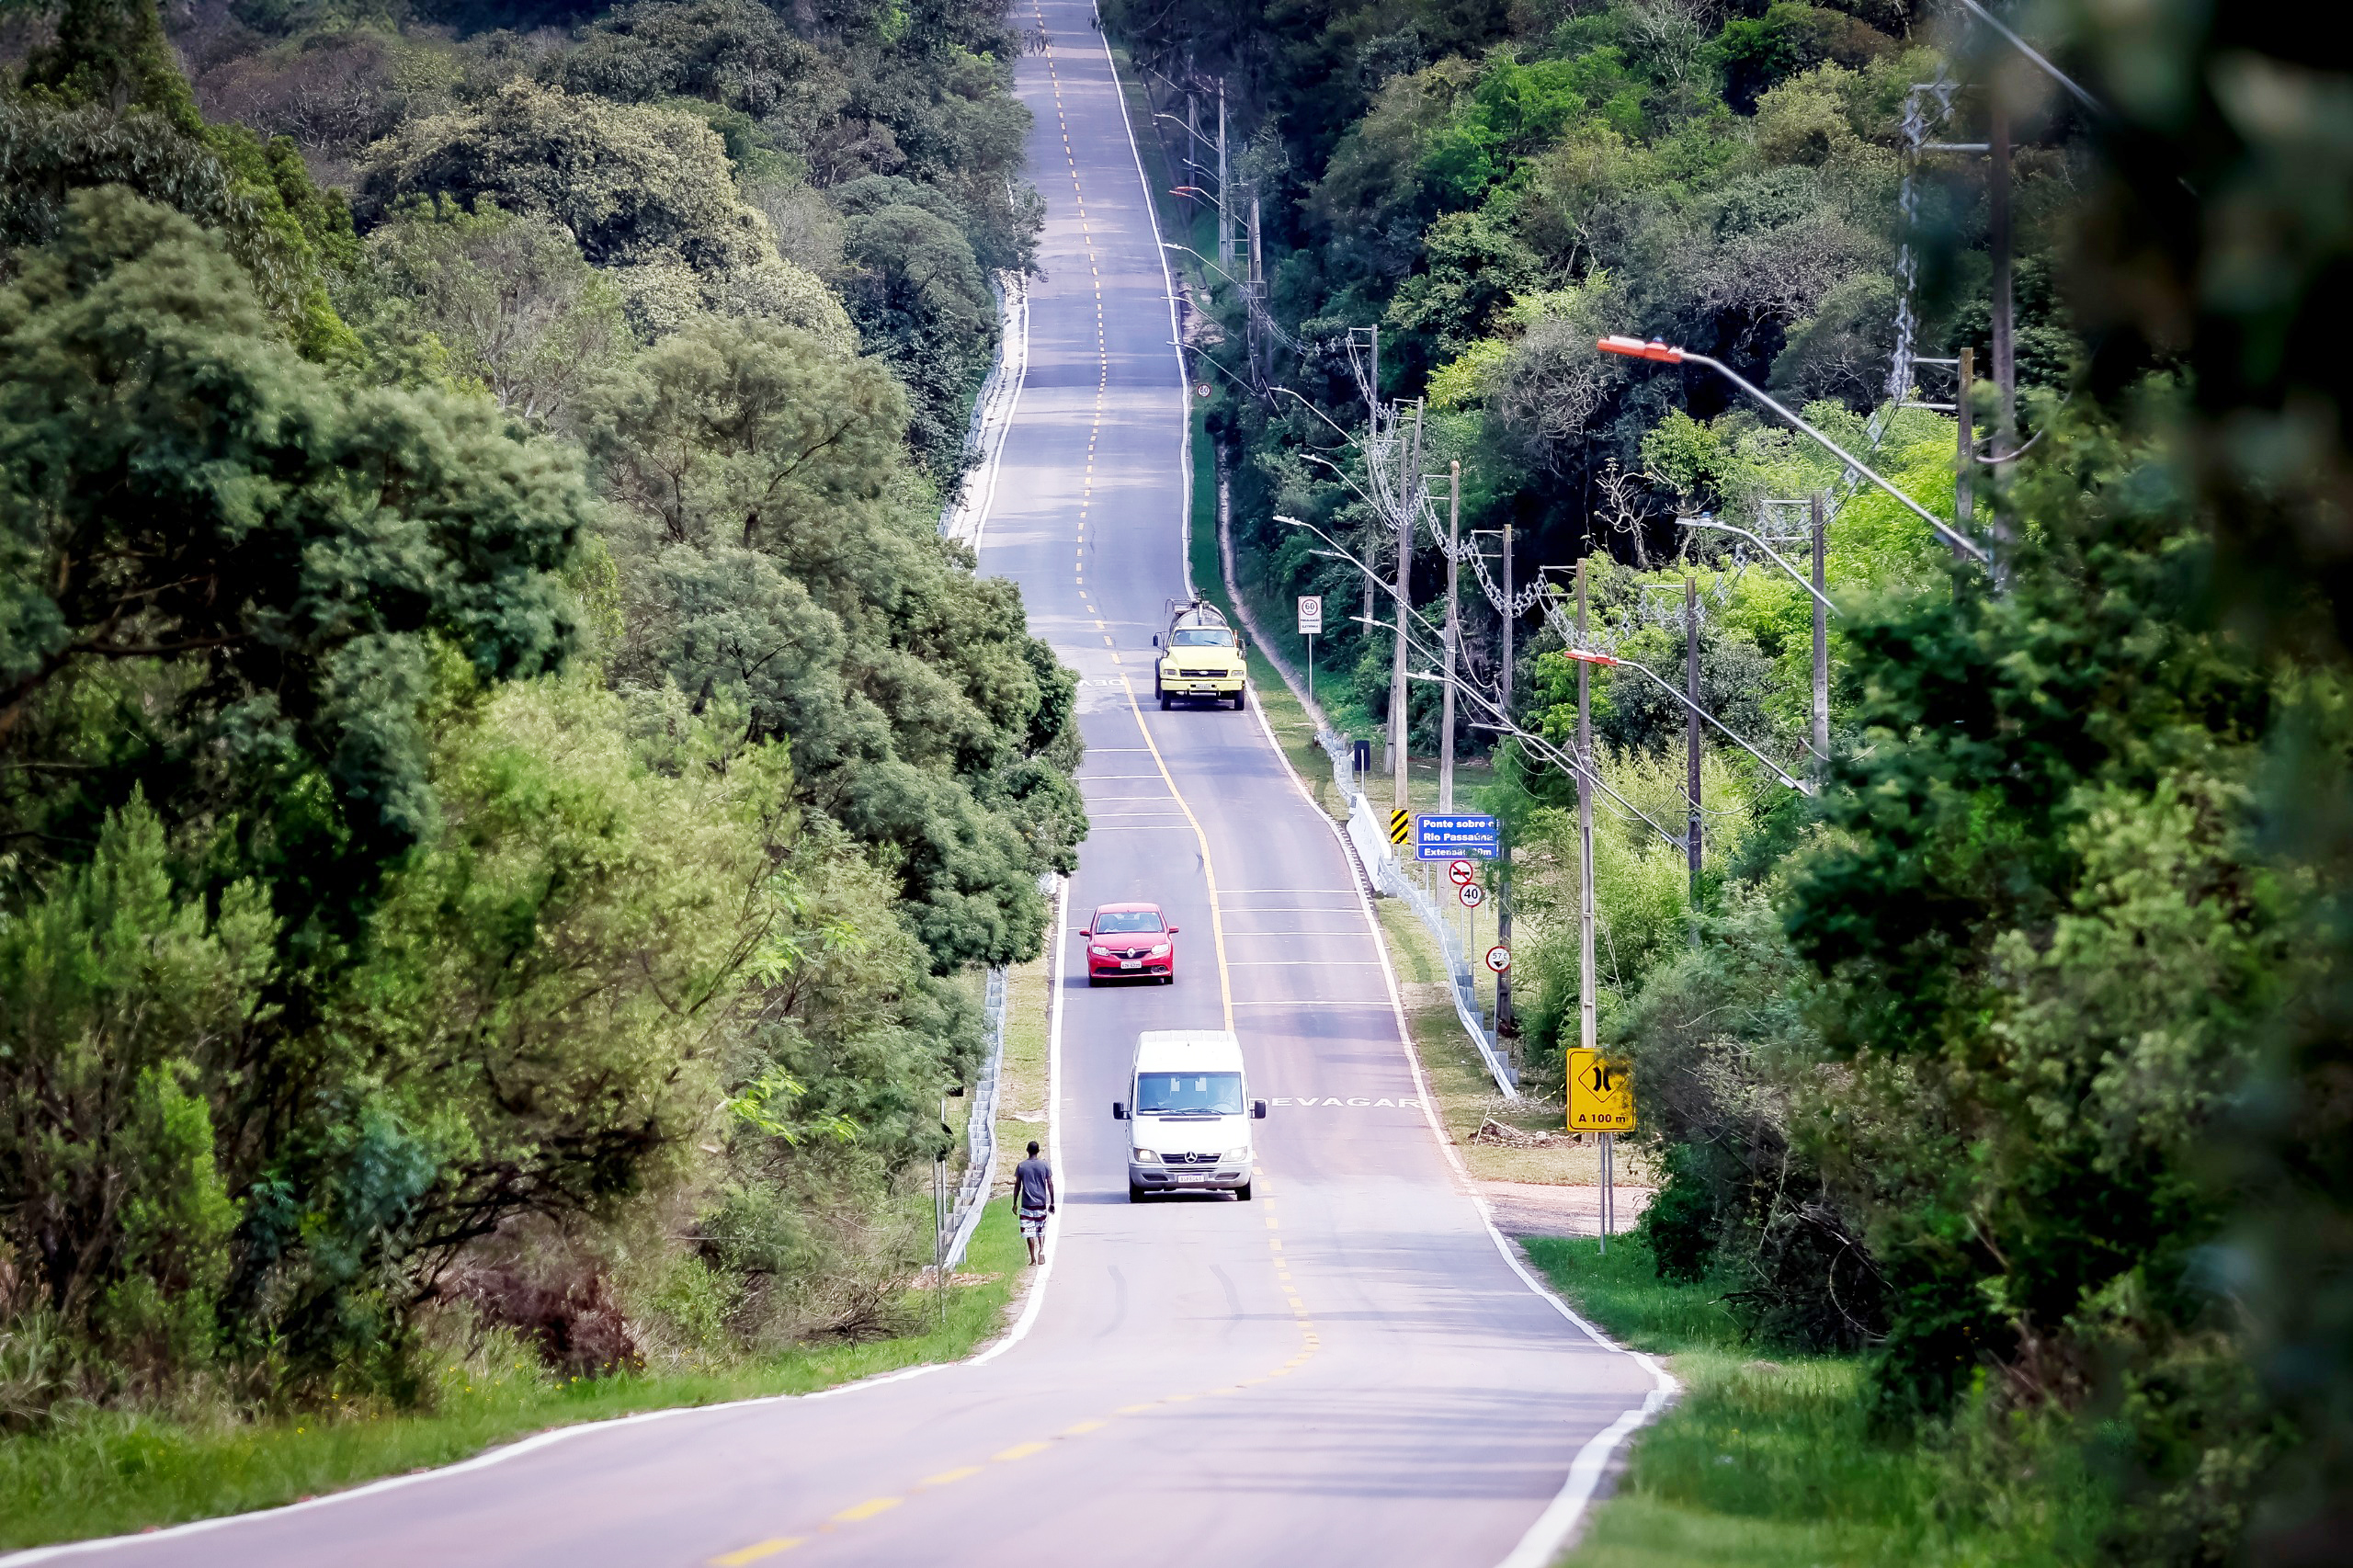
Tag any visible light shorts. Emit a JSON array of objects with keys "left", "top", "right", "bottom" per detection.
[{"left": 1019, "top": 1210, "right": 1049, "bottom": 1238}]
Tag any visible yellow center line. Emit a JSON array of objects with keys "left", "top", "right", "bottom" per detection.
[
  {"left": 919, "top": 1466, "right": 983, "bottom": 1487},
  {"left": 1116, "top": 676, "right": 1235, "bottom": 1028},
  {"left": 995, "top": 1440, "right": 1052, "bottom": 1462},
  {"left": 711, "top": 1540, "right": 804, "bottom": 1565},
  {"left": 830, "top": 1497, "right": 900, "bottom": 1524}
]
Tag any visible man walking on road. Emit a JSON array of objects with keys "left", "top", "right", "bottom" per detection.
[{"left": 1015, "top": 1141, "right": 1055, "bottom": 1265}]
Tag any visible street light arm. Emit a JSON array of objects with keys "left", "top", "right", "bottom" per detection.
[
  {"left": 1950, "top": 0, "right": 2107, "bottom": 119},
  {"left": 1168, "top": 186, "right": 1233, "bottom": 217},
  {"left": 1563, "top": 649, "right": 1818, "bottom": 786},
  {"left": 1596, "top": 337, "right": 1989, "bottom": 564},
  {"left": 1467, "top": 723, "right": 1691, "bottom": 854},
  {"left": 1270, "top": 387, "right": 1363, "bottom": 449},
  {"left": 1161, "top": 242, "right": 1245, "bottom": 292},
  {"left": 1678, "top": 518, "right": 1838, "bottom": 616},
  {"left": 1152, "top": 112, "right": 1223, "bottom": 154}
]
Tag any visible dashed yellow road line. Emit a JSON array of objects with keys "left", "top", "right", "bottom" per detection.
[
  {"left": 829, "top": 1497, "right": 900, "bottom": 1524},
  {"left": 919, "top": 1466, "right": 983, "bottom": 1487},
  {"left": 693, "top": 22, "right": 1308, "bottom": 1562}
]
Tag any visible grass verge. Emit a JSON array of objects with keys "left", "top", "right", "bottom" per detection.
[
  {"left": 0, "top": 1205, "right": 1029, "bottom": 1549},
  {"left": 993, "top": 937, "right": 1052, "bottom": 1197},
  {"left": 1524, "top": 1233, "right": 2071, "bottom": 1568}
]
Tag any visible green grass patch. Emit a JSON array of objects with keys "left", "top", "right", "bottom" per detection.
[
  {"left": 1523, "top": 1233, "right": 2078, "bottom": 1568},
  {"left": 0, "top": 1205, "right": 1031, "bottom": 1549}
]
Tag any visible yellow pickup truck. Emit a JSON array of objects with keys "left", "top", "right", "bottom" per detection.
[{"left": 1153, "top": 600, "right": 1247, "bottom": 710}]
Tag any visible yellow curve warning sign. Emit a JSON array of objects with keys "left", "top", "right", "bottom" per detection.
[{"left": 1567, "top": 1049, "right": 1634, "bottom": 1132}]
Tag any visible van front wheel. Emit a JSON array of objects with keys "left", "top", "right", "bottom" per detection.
[
  {"left": 1128, "top": 1184, "right": 1146, "bottom": 1203},
  {"left": 1235, "top": 1181, "right": 1253, "bottom": 1201}
]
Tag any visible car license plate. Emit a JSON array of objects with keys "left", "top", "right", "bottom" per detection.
[
  {"left": 1120, "top": 959, "right": 1140, "bottom": 969},
  {"left": 1176, "top": 1173, "right": 1204, "bottom": 1184}
]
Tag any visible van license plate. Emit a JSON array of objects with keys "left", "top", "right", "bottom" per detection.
[
  {"left": 1120, "top": 959, "right": 1140, "bottom": 969},
  {"left": 1176, "top": 1173, "right": 1204, "bottom": 1184}
]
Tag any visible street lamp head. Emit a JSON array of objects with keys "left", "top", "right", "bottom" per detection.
[
  {"left": 1561, "top": 649, "right": 1622, "bottom": 667},
  {"left": 1597, "top": 335, "right": 1687, "bottom": 364},
  {"left": 1275, "top": 514, "right": 1306, "bottom": 528}
]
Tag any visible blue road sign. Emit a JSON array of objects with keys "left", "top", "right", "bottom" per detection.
[{"left": 1415, "top": 813, "right": 1499, "bottom": 859}]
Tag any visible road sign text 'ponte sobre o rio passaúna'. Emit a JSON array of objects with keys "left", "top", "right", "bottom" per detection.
[{"left": 1415, "top": 812, "right": 1497, "bottom": 859}]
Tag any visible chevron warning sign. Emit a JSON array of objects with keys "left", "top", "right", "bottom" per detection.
[{"left": 1389, "top": 809, "right": 1410, "bottom": 846}]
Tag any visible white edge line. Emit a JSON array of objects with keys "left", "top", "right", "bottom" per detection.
[
  {"left": 0, "top": 1352, "right": 955, "bottom": 1564},
  {"left": 1244, "top": 631, "right": 1679, "bottom": 1568},
  {"left": 970, "top": 874, "right": 1065, "bottom": 1367},
  {"left": 5, "top": 68, "right": 1087, "bottom": 1568},
  {"left": 1095, "top": 23, "right": 1192, "bottom": 598},
  {"left": 964, "top": 275, "right": 1030, "bottom": 555}
]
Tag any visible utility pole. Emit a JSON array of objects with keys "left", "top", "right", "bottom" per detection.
[
  {"left": 1439, "top": 460, "right": 1461, "bottom": 812},
  {"left": 1988, "top": 98, "right": 2016, "bottom": 558},
  {"left": 1811, "top": 492, "right": 1830, "bottom": 771},
  {"left": 1388, "top": 396, "right": 1418, "bottom": 806},
  {"left": 1954, "top": 346, "right": 1976, "bottom": 558},
  {"left": 1577, "top": 558, "right": 1600, "bottom": 1253},
  {"left": 1216, "top": 80, "right": 1231, "bottom": 271},
  {"left": 1575, "top": 558, "right": 1597, "bottom": 1071},
  {"left": 1495, "top": 523, "right": 1516, "bottom": 1037},
  {"left": 1685, "top": 577, "right": 1702, "bottom": 909}
]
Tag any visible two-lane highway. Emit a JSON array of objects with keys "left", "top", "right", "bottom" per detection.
[{"left": 10, "top": 6, "right": 1665, "bottom": 1564}]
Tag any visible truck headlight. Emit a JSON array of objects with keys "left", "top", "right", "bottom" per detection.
[
  {"left": 1148, "top": 944, "right": 1170, "bottom": 957},
  {"left": 1131, "top": 1149, "right": 1160, "bottom": 1163}
]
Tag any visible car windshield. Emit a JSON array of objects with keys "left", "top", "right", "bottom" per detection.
[
  {"left": 1094, "top": 910, "right": 1165, "bottom": 934},
  {"left": 1134, "top": 1072, "right": 1245, "bottom": 1115},
  {"left": 1170, "top": 628, "right": 1235, "bottom": 647}
]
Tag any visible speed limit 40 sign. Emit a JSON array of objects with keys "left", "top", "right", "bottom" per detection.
[{"left": 1457, "top": 881, "right": 1485, "bottom": 909}]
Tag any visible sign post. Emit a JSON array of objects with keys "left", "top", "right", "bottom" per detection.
[
  {"left": 1568, "top": 1049, "right": 1634, "bottom": 1252},
  {"left": 1298, "top": 596, "right": 1323, "bottom": 713}
]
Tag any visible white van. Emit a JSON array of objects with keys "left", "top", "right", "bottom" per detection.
[{"left": 1111, "top": 1029, "right": 1267, "bottom": 1201}]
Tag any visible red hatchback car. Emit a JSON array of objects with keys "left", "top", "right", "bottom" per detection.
[{"left": 1081, "top": 903, "right": 1178, "bottom": 985}]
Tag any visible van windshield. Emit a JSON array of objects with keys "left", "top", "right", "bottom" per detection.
[{"left": 1134, "top": 1072, "right": 1244, "bottom": 1116}]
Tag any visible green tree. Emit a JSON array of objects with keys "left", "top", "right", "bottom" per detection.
[
  {"left": 0, "top": 798, "right": 260, "bottom": 1385},
  {"left": 361, "top": 197, "right": 634, "bottom": 431},
  {"left": 0, "top": 186, "right": 585, "bottom": 920},
  {"left": 359, "top": 80, "right": 850, "bottom": 346},
  {"left": 587, "top": 316, "right": 1083, "bottom": 970}
]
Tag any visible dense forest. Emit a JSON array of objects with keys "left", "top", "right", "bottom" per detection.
[
  {"left": 1118, "top": 0, "right": 2351, "bottom": 1560},
  {"left": 0, "top": 0, "right": 1075, "bottom": 1415}
]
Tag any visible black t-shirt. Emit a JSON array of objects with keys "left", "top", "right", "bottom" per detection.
[{"left": 1014, "top": 1157, "right": 1053, "bottom": 1211}]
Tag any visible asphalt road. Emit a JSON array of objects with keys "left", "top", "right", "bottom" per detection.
[{"left": 14, "top": 6, "right": 1665, "bottom": 1564}]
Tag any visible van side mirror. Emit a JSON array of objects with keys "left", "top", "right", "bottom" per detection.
[
  {"left": 1152, "top": 635, "right": 1161, "bottom": 648},
  {"left": 1112, "top": 1102, "right": 1128, "bottom": 1120},
  {"left": 1252, "top": 1099, "right": 1267, "bottom": 1119}
]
